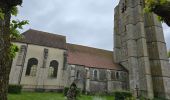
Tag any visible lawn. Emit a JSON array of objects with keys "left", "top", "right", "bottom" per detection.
[{"left": 8, "top": 92, "right": 114, "bottom": 100}]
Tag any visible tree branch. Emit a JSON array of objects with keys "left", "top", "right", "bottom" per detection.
[
  {"left": 152, "top": 2, "right": 170, "bottom": 26},
  {"left": 0, "top": 0, "right": 22, "bottom": 8}
]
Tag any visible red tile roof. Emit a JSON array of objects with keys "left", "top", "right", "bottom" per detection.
[
  {"left": 15, "top": 29, "right": 67, "bottom": 49},
  {"left": 67, "top": 43, "right": 123, "bottom": 70}
]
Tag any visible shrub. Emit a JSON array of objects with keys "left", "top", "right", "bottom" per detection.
[
  {"left": 8, "top": 84, "right": 22, "bottom": 94},
  {"left": 34, "top": 88, "right": 45, "bottom": 92},
  {"left": 114, "top": 91, "right": 132, "bottom": 100},
  {"left": 63, "top": 87, "right": 69, "bottom": 96},
  {"left": 76, "top": 88, "right": 81, "bottom": 97},
  {"left": 63, "top": 87, "right": 81, "bottom": 97}
]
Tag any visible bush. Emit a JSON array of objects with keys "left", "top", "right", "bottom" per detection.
[
  {"left": 63, "top": 87, "right": 69, "bottom": 96},
  {"left": 8, "top": 84, "right": 22, "bottom": 94},
  {"left": 34, "top": 88, "right": 45, "bottom": 92},
  {"left": 63, "top": 87, "right": 81, "bottom": 97},
  {"left": 114, "top": 91, "right": 132, "bottom": 100},
  {"left": 76, "top": 88, "right": 81, "bottom": 97}
]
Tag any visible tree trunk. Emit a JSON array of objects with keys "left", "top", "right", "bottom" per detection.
[
  {"left": 0, "top": 7, "right": 12, "bottom": 100},
  {"left": 0, "top": 1, "right": 22, "bottom": 100}
]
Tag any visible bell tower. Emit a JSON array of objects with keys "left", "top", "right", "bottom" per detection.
[{"left": 114, "top": 0, "right": 170, "bottom": 99}]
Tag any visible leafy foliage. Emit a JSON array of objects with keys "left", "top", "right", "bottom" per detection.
[
  {"left": 0, "top": 8, "right": 5, "bottom": 20},
  {"left": 63, "top": 87, "right": 81, "bottom": 97},
  {"left": 10, "top": 44, "right": 19, "bottom": 58},
  {"left": 10, "top": 20, "right": 29, "bottom": 40},
  {"left": 5, "top": 6, "right": 28, "bottom": 58},
  {"left": 168, "top": 50, "right": 170, "bottom": 58},
  {"left": 11, "top": 6, "right": 18, "bottom": 16},
  {"left": 144, "top": 0, "right": 168, "bottom": 11},
  {"left": 63, "top": 87, "right": 69, "bottom": 96},
  {"left": 144, "top": 0, "right": 170, "bottom": 25}
]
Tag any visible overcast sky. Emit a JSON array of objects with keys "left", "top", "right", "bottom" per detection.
[{"left": 16, "top": 0, "right": 170, "bottom": 51}]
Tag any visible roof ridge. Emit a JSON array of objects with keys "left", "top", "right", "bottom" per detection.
[
  {"left": 67, "top": 43, "right": 113, "bottom": 53},
  {"left": 18, "top": 29, "right": 67, "bottom": 49},
  {"left": 23, "top": 29, "right": 66, "bottom": 38}
]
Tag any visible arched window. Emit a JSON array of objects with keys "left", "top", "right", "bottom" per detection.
[
  {"left": 26, "top": 58, "right": 38, "bottom": 76},
  {"left": 93, "top": 70, "right": 98, "bottom": 80},
  {"left": 48, "top": 60, "right": 58, "bottom": 78}
]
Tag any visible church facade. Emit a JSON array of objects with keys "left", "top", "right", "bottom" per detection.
[
  {"left": 9, "top": 29, "right": 128, "bottom": 93},
  {"left": 9, "top": 0, "right": 170, "bottom": 99}
]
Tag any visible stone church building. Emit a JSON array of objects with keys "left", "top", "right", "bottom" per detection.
[
  {"left": 9, "top": 29, "right": 128, "bottom": 93},
  {"left": 9, "top": 0, "right": 170, "bottom": 99}
]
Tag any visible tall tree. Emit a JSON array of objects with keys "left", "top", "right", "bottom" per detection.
[
  {"left": 0, "top": 0, "right": 28, "bottom": 100},
  {"left": 145, "top": 0, "right": 170, "bottom": 26}
]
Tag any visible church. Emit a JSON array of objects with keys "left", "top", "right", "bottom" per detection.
[
  {"left": 9, "top": 0, "right": 170, "bottom": 99},
  {"left": 9, "top": 29, "right": 128, "bottom": 93}
]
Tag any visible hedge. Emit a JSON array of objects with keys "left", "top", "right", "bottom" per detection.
[
  {"left": 114, "top": 91, "right": 132, "bottom": 100},
  {"left": 63, "top": 87, "right": 69, "bottom": 96},
  {"left": 8, "top": 84, "right": 22, "bottom": 94}
]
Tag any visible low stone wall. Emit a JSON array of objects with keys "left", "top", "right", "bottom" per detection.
[
  {"left": 21, "top": 85, "right": 64, "bottom": 92},
  {"left": 89, "top": 81, "right": 107, "bottom": 93}
]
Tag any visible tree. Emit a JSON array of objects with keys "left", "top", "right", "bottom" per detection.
[
  {"left": 0, "top": 0, "right": 28, "bottom": 100},
  {"left": 145, "top": 0, "right": 170, "bottom": 26},
  {"left": 168, "top": 50, "right": 170, "bottom": 58}
]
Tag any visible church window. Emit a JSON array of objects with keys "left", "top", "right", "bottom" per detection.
[
  {"left": 111, "top": 71, "right": 116, "bottom": 80},
  {"left": 76, "top": 70, "right": 80, "bottom": 79},
  {"left": 93, "top": 69, "right": 98, "bottom": 80},
  {"left": 85, "top": 69, "right": 88, "bottom": 78},
  {"left": 124, "top": 25, "right": 127, "bottom": 32},
  {"left": 48, "top": 60, "right": 58, "bottom": 78},
  {"left": 116, "top": 72, "right": 120, "bottom": 80},
  {"left": 25, "top": 58, "right": 38, "bottom": 76}
]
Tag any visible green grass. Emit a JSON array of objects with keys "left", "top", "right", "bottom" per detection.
[{"left": 8, "top": 92, "right": 114, "bottom": 100}]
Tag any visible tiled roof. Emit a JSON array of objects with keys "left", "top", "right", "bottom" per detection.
[
  {"left": 67, "top": 43, "right": 123, "bottom": 70},
  {"left": 15, "top": 29, "right": 67, "bottom": 49}
]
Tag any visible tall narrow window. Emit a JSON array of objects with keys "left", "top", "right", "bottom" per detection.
[
  {"left": 116, "top": 72, "right": 119, "bottom": 80},
  {"left": 111, "top": 71, "right": 116, "bottom": 80},
  {"left": 76, "top": 70, "right": 80, "bottom": 79},
  {"left": 25, "top": 58, "right": 38, "bottom": 76},
  {"left": 93, "top": 70, "right": 98, "bottom": 80},
  {"left": 48, "top": 60, "right": 58, "bottom": 78}
]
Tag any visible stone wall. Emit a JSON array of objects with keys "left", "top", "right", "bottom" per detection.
[
  {"left": 10, "top": 42, "right": 129, "bottom": 93},
  {"left": 66, "top": 64, "right": 128, "bottom": 93},
  {"left": 9, "top": 42, "right": 66, "bottom": 91},
  {"left": 114, "top": 0, "right": 170, "bottom": 99},
  {"left": 90, "top": 81, "right": 107, "bottom": 93}
]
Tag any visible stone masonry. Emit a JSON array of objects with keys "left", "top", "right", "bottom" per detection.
[{"left": 114, "top": 0, "right": 170, "bottom": 99}]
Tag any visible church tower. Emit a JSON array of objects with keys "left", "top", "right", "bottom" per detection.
[{"left": 114, "top": 0, "right": 170, "bottom": 99}]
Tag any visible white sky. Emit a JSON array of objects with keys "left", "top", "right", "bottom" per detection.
[{"left": 16, "top": 0, "right": 170, "bottom": 51}]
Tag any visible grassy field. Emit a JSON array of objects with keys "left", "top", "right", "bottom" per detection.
[{"left": 8, "top": 92, "right": 114, "bottom": 100}]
